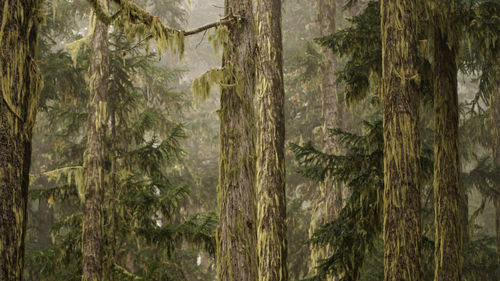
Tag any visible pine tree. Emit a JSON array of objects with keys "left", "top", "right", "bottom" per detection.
[
  {"left": 0, "top": 1, "right": 43, "bottom": 280},
  {"left": 215, "top": 0, "right": 258, "bottom": 281},
  {"left": 380, "top": 1, "right": 422, "bottom": 281},
  {"left": 256, "top": 0, "right": 287, "bottom": 280},
  {"left": 431, "top": 1, "right": 462, "bottom": 280},
  {"left": 82, "top": 1, "right": 109, "bottom": 280}
]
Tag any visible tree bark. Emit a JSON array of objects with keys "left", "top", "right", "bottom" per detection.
[
  {"left": 381, "top": 1, "right": 422, "bottom": 281},
  {"left": 82, "top": 1, "right": 109, "bottom": 280},
  {"left": 0, "top": 1, "right": 43, "bottom": 280},
  {"left": 256, "top": 0, "right": 287, "bottom": 281},
  {"left": 432, "top": 13, "right": 462, "bottom": 281},
  {"left": 216, "top": 0, "right": 258, "bottom": 281},
  {"left": 491, "top": 84, "right": 500, "bottom": 258}
]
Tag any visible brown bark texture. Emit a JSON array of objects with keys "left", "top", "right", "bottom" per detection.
[
  {"left": 381, "top": 1, "right": 422, "bottom": 281},
  {"left": 0, "top": 1, "right": 43, "bottom": 280},
  {"left": 256, "top": 0, "right": 287, "bottom": 280},
  {"left": 216, "top": 0, "right": 258, "bottom": 281},
  {"left": 433, "top": 26, "right": 462, "bottom": 281},
  {"left": 82, "top": 1, "right": 109, "bottom": 280}
]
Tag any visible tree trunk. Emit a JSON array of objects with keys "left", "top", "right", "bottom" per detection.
[
  {"left": 216, "top": 0, "right": 258, "bottom": 281},
  {"left": 491, "top": 84, "right": 500, "bottom": 258},
  {"left": 381, "top": 1, "right": 422, "bottom": 281},
  {"left": 0, "top": 1, "right": 43, "bottom": 280},
  {"left": 432, "top": 20, "right": 462, "bottom": 281},
  {"left": 255, "top": 0, "right": 287, "bottom": 281},
  {"left": 82, "top": 2, "right": 109, "bottom": 280},
  {"left": 308, "top": 1, "right": 344, "bottom": 279}
]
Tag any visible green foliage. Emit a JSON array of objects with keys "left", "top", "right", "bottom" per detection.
[
  {"left": 315, "top": 1, "right": 381, "bottom": 107},
  {"left": 24, "top": 2, "right": 216, "bottom": 279},
  {"left": 292, "top": 121, "right": 384, "bottom": 281}
]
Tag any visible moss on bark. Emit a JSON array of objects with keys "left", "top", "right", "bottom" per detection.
[
  {"left": 82, "top": 1, "right": 109, "bottom": 280},
  {"left": 0, "top": 1, "right": 43, "bottom": 280},
  {"left": 216, "top": 1, "right": 258, "bottom": 281},
  {"left": 432, "top": 2, "right": 462, "bottom": 281},
  {"left": 255, "top": 0, "right": 287, "bottom": 281},
  {"left": 381, "top": 1, "right": 422, "bottom": 281}
]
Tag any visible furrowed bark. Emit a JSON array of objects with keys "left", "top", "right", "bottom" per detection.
[
  {"left": 216, "top": 0, "right": 258, "bottom": 281},
  {"left": 381, "top": 1, "right": 422, "bottom": 281},
  {"left": 432, "top": 4, "right": 462, "bottom": 281},
  {"left": 0, "top": 1, "right": 43, "bottom": 280},
  {"left": 82, "top": 1, "right": 109, "bottom": 280},
  {"left": 256, "top": 0, "right": 287, "bottom": 280}
]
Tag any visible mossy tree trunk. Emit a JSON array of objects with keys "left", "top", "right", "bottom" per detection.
[
  {"left": 256, "top": 0, "right": 287, "bottom": 281},
  {"left": 432, "top": 3, "right": 462, "bottom": 281},
  {"left": 492, "top": 84, "right": 500, "bottom": 258},
  {"left": 380, "top": 1, "right": 422, "bottom": 281},
  {"left": 216, "top": 0, "right": 258, "bottom": 281},
  {"left": 308, "top": 1, "right": 344, "bottom": 279},
  {"left": 82, "top": 1, "right": 109, "bottom": 280},
  {"left": 0, "top": 1, "right": 43, "bottom": 280}
]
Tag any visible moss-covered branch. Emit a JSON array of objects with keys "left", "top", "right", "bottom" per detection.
[{"left": 87, "top": 0, "right": 237, "bottom": 56}]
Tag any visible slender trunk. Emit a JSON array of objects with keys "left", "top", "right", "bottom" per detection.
[
  {"left": 0, "top": 1, "right": 43, "bottom": 280},
  {"left": 491, "top": 85, "right": 500, "bottom": 258},
  {"left": 216, "top": 0, "right": 258, "bottom": 280},
  {"left": 256, "top": 0, "right": 287, "bottom": 281},
  {"left": 433, "top": 22, "right": 462, "bottom": 281},
  {"left": 309, "top": 1, "right": 344, "bottom": 279},
  {"left": 460, "top": 192, "right": 469, "bottom": 245},
  {"left": 82, "top": 2, "right": 109, "bottom": 280},
  {"left": 381, "top": 1, "right": 422, "bottom": 281}
]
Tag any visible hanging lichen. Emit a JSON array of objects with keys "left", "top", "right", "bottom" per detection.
[
  {"left": 42, "top": 166, "right": 86, "bottom": 202},
  {"left": 208, "top": 25, "right": 229, "bottom": 54},
  {"left": 65, "top": 11, "right": 96, "bottom": 67},
  {"left": 191, "top": 62, "right": 242, "bottom": 101},
  {"left": 114, "top": 0, "right": 185, "bottom": 57},
  {"left": 191, "top": 68, "right": 224, "bottom": 101},
  {"left": 0, "top": 0, "right": 44, "bottom": 279}
]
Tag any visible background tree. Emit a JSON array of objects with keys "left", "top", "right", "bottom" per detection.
[
  {"left": 82, "top": 1, "right": 110, "bottom": 280},
  {"left": 308, "top": 1, "right": 347, "bottom": 279}
]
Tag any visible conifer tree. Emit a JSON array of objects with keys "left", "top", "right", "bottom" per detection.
[
  {"left": 380, "top": 1, "right": 422, "bottom": 281},
  {"left": 0, "top": 1, "right": 43, "bottom": 280},
  {"left": 216, "top": 0, "right": 258, "bottom": 281},
  {"left": 309, "top": 0, "right": 345, "bottom": 279},
  {"left": 82, "top": 1, "right": 109, "bottom": 280},
  {"left": 431, "top": 1, "right": 462, "bottom": 280},
  {"left": 256, "top": 0, "right": 287, "bottom": 280}
]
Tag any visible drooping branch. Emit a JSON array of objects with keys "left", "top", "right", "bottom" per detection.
[
  {"left": 87, "top": 0, "right": 236, "bottom": 55},
  {"left": 113, "top": 15, "right": 235, "bottom": 53}
]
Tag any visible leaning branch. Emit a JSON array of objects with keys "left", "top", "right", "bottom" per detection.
[
  {"left": 88, "top": 0, "right": 235, "bottom": 54},
  {"left": 93, "top": 0, "right": 236, "bottom": 36},
  {"left": 183, "top": 16, "right": 234, "bottom": 36},
  {"left": 113, "top": 15, "right": 234, "bottom": 53}
]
